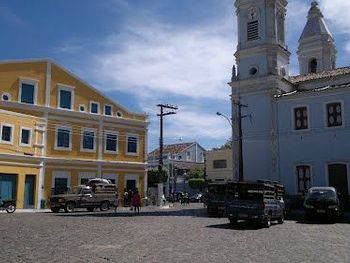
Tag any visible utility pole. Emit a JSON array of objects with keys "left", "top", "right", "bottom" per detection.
[
  {"left": 157, "top": 104, "right": 178, "bottom": 175},
  {"left": 234, "top": 99, "right": 248, "bottom": 182}
]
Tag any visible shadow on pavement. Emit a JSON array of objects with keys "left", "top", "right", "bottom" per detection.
[
  {"left": 52, "top": 207, "right": 209, "bottom": 218},
  {"left": 206, "top": 221, "right": 269, "bottom": 230},
  {"left": 285, "top": 212, "right": 350, "bottom": 225}
]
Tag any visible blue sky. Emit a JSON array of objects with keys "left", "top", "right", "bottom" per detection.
[{"left": 1, "top": 0, "right": 349, "bottom": 151}]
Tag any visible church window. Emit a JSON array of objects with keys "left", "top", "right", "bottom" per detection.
[
  {"left": 296, "top": 165, "right": 311, "bottom": 193},
  {"left": 294, "top": 107, "right": 308, "bottom": 130},
  {"left": 327, "top": 102, "right": 342, "bottom": 127},
  {"left": 309, "top": 59, "right": 318, "bottom": 73},
  {"left": 247, "top": 20, "right": 259, "bottom": 41}
]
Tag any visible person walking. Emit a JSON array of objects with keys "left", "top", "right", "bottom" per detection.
[
  {"left": 123, "top": 188, "right": 128, "bottom": 207},
  {"left": 132, "top": 190, "right": 141, "bottom": 215}
]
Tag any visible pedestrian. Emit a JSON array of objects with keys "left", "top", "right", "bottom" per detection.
[
  {"left": 162, "top": 193, "right": 166, "bottom": 206},
  {"left": 132, "top": 190, "right": 141, "bottom": 215},
  {"left": 123, "top": 188, "right": 128, "bottom": 207}
]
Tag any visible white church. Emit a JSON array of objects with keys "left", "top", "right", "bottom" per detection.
[{"left": 230, "top": 0, "right": 350, "bottom": 201}]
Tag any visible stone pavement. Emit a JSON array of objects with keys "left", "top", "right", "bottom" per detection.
[{"left": 0, "top": 203, "right": 349, "bottom": 263}]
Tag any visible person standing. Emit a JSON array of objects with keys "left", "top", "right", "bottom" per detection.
[
  {"left": 123, "top": 188, "right": 128, "bottom": 207},
  {"left": 132, "top": 190, "right": 141, "bottom": 215}
]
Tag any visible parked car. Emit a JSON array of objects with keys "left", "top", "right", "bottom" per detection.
[
  {"left": 49, "top": 183, "right": 117, "bottom": 213},
  {"left": 189, "top": 193, "right": 203, "bottom": 203},
  {"left": 225, "top": 181, "right": 285, "bottom": 228},
  {"left": 304, "top": 187, "right": 342, "bottom": 220}
]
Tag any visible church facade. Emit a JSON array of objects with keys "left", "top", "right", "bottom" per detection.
[{"left": 230, "top": 0, "right": 350, "bottom": 201}]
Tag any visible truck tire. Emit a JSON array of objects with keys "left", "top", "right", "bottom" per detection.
[
  {"left": 64, "top": 202, "right": 75, "bottom": 213},
  {"left": 264, "top": 216, "right": 271, "bottom": 228},
  {"left": 229, "top": 217, "right": 237, "bottom": 225},
  {"left": 51, "top": 207, "right": 60, "bottom": 213},
  {"left": 100, "top": 201, "right": 110, "bottom": 211},
  {"left": 278, "top": 215, "right": 284, "bottom": 224}
]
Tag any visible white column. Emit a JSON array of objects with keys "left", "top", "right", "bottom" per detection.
[{"left": 37, "top": 161, "right": 45, "bottom": 209}]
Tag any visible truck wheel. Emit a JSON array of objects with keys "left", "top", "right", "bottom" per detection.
[
  {"left": 264, "top": 216, "right": 271, "bottom": 228},
  {"left": 278, "top": 215, "right": 284, "bottom": 224},
  {"left": 51, "top": 207, "right": 60, "bottom": 213},
  {"left": 87, "top": 207, "right": 94, "bottom": 212},
  {"left": 229, "top": 217, "right": 237, "bottom": 225},
  {"left": 100, "top": 201, "right": 110, "bottom": 211},
  {"left": 64, "top": 202, "right": 75, "bottom": 213}
]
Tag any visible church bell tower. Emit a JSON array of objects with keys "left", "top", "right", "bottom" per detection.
[{"left": 234, "top": 0, "right": 290, "bottom": 83}]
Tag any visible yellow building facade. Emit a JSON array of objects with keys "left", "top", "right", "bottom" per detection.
[{"left": 0, "top": 59, "right": 148, "bottom": 209}]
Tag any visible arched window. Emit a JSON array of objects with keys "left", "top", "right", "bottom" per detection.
[{"left": 309, "top": 58, "right": 317, "bottom": 73}]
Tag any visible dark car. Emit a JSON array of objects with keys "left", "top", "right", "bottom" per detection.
[
  {"left": 304, "top": 187, "right": 342, "bottom": 220},
  {"left": 225, "top": 181, "right": 285, "bottom": 228}
]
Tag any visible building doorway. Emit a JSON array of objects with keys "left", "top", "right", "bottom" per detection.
[
  {"left": 126, "top": 180, "right": 136, "bottom": 191},
  {"left": 0, "top": 174, "right": 17, "bottom": 201},
  {"left": 24, "top": 175, "right": 35, "bottom": 208},
  {"left": 328, "top": 164, "right": 349, "bottom": 204}
]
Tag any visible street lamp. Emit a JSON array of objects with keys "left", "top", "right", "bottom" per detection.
[{"left": 216, "top": 112, "right": 237, "bottom": 181}]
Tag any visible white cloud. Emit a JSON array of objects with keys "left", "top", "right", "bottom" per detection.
[
  {"left": 91, "top": 21, "right": 235, "bottom": 101},
  {"left": 320, "top": 0, "right": 350, "bottom": 33}
]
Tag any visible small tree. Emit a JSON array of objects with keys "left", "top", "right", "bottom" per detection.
[
  {"left": 147, "top": 169, "right": 168, "bottom": 188},
  {"left": 188, "top": 178, "right": 206, "bottom": 190},
  {"left": 186, "top": 167, "right": 205, "bottom": 180}
]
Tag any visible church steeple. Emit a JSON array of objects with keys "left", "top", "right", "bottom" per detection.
[{"left": 297, "top": 1, "right": 337, "bottom": 75}]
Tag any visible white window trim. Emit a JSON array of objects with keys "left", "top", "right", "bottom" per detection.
[
  {"left": 126, "top": 133, "right": 139, "bottom": 156},
  {"left": 80, "top": 128, "right": 97, "bottom": 153},
  {"left": 294, "top": 164, "right": 313, "bottom": 195},
  {"left": 54, "top": 125, "right": 72, "bottom": 151},
  {"left": 104, "top": 104, "right": 113, "bottom": 116},
  {"left": 104, "top": 130, "right": 118, "bottom": 154},
  {"left": 19, "top": 127, "right": 32, "bottom": 147},
  {"left": 79, "top": 104, "right": 86, "bottom": 112},
  {"left": 57, "top": 84, "right": 75, "bottom": 111},
  {"left": 78, "top": 172, "right": 97, "bottom": 185},
  {"left": 124, "top": 174, "right": 139, "bottom": 189},
  {"left": 18, "top": 78, "right": 38, "bottom": 105},
  {"left": 291, "top": 105, "right": 310, "bottom": 132},
  {"left": 324, "top": 100, "right": 345, "bottom": 129},
  {"left": 90, "top": 101, "right": 100, "bottom": 114},
  {"left": 1, "top": 92, "right": 11, "bottom": 101},
  {"left": 51, "top": 171, "right": 71, "bottom": 188},
  {"left": 0, "top": 123, "right": 14, "bottom": 145}
]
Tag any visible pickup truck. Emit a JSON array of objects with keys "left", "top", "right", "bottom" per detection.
[
  {"left": 225, "top": 181, "right": 285, "bottom": 227},
  {"left": 50, "top": 183, "right": 117, "bottom": 213}
]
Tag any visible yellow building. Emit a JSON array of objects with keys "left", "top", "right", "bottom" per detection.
[{"left": 0, "top": 59, "right": 148, "bottom": 209}]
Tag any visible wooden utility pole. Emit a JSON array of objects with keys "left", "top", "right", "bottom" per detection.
[{"left": 157, "top": 104, "right": 178, "bottom": 174}]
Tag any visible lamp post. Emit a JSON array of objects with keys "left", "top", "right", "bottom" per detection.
[{"left": 216, "top": 112, "right": 237, "bottom": 181}]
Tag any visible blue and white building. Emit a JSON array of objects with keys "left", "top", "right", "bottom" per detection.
[{"left": 230, "top": 0, "right": 350, "bottom": 200}]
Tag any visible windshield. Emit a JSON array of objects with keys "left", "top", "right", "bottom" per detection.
[
  {"left": 66, "top": 187, "right": 82, "bottom": 195},
  {"left": 307, "top": 190, "right": 336, "bottom": 200}
]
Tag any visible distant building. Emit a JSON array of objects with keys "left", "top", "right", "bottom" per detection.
[
  {"left": 231, "top": 1, "right": 350, "bottom": 201},
  {"left": 0, "top": 59, "right": 148, "bottom": 209},
  {"left": 206, "top": 148, "right": 233, "bottom": 183},
  {"left": 148, "top": 142, "right": 205, "bottom": 195}
]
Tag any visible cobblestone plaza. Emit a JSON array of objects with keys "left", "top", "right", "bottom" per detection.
[{"left": 1, "top": 204, "right": 350, "bottom": 263}]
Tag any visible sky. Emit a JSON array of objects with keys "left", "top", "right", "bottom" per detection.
[{"left": 0, "top": 0, "right": 350, "bottom": 152}]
